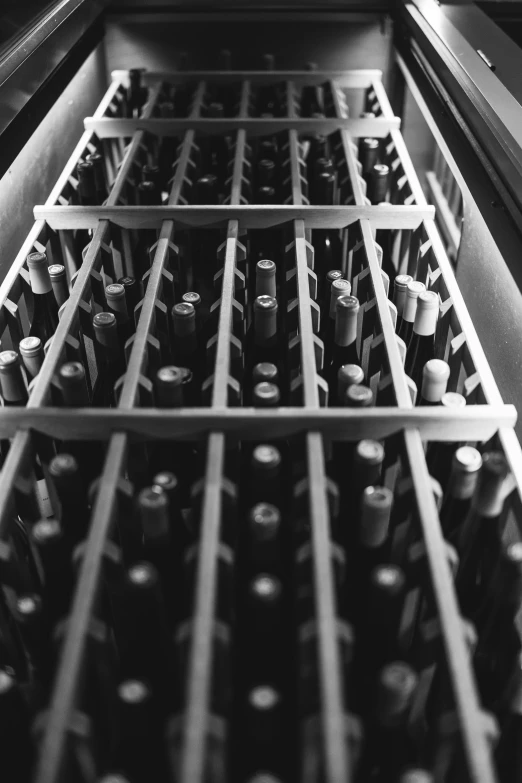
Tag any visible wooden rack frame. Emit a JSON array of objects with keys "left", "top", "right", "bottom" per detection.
[{"left": 0, "top": 69, "right": 519, "bottom": 783}]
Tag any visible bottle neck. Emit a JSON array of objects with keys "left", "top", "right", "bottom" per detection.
[
  {"left": 413, "top": 304, "right": 438, "bottom": 337},
  {"left": 254, "top": 307, "right": 277, "bottom": 345},
  {"left": 334, "top": 306, "right": 358, "bottom": 347}
]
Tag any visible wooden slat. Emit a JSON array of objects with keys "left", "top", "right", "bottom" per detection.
[
  {"left": 111, "top": 68, "right": 383, "bottom": 88},
  {"left": 0, "top": 405, "right": 511, "bottom": 442},
  {"left": 287, "top": 82, "right": 350, "bottom": 783},
  {"left": 84, "top": 115, "right": 399, "bottom": 140},
  {"left": 179, "top": 81, "right": 250, "bottom": 783},
  {"left": 33, "top": 84, "right": 166, "bottom": 783},
  {"left": 35, "top": 203, "right": 434, "bottom": 231}
]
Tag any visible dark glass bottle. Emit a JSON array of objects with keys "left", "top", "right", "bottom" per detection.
[
  {"left": 243, "top": 685, "right": 284, "bottom": 776},
  {"left": 105, "top": 283, "right": 134, "bottom": 346},
  {"left": 247, "top": 503, "right": 283, "bottom": 574},
  {"left": 77, "top": 160, "right": 97, "bottom": 206},
  {"left": 426, "top": 391, "right": 467, "bottom": 487},
  {"left": 126, "top": 68, "right": 147, "bottom": 118},
  {"left": 359, "top": 137, "right": 380, "bottom": 177},
  {"left": 455, "top": 452, "right": 509, "bottom": 615},
  {"left": 59, "top": 361, "right": 90, "bottom": 406},
  {"left": 418, "top": 359, "right": 450, "bottom": 406},
  {"left": 368, "top": 163, "right": 390, "bottom": 204},
  {"left": 154, "top": 365, "right": 184, "bottom": 408},
  {"left": 319, "top": 269, "right": 343, "bottom": 336},
  {"left": 404, "top": 291, "right": 439, "bottom": 389},
  {"left": 245, "top": 574, "right": 284, "bottom": 684},
  {"left": 245, "top": 295, "right": 282, "bottom": 383},
  {"left": 48, "top": 453, "right": 90, "bottom": 549},
  {"left": 255, "top": 158, "right": 278, "bottom": 200},
  {"left": 13, "top": 593, "right": 54, "bottom": 705},
  {"left": 0, "top": 668, "right": 33, "bottom": 783},
  {"left": 326, "top": 295, "right": 360, "bottom": 404},
  {"left": 256, "top": 259, "right": 277, "bottom": 299},
  {"left": 29, "top": 518, "right": 73, "bottom": 626},
  {"left": 48, "top": 264, "right": 69, "bottom": 308},
  {"left": 340, "top": 439, "right": 385, "bottom": 533},
  {"left": 358, "top": 662, "right": 419, "bottom": 781},
  {"left": 0, "top": 350, "right": 28, "bottom": 406},
  {"left": 110, "top": 678, "right": 168, "bottom": 783},
  {"left": 92, "top": 312, "right": 126, "bottom": 407},
  {"left": 249, "top": 445, "right": 283, "bottom": 508},
  {"left": 86, "top": 152, "right": 109, "bottom": 204},
  {"left": 19, "top": 337, "right": 44, "bottom": 381},
  {"left": 336, "top": 364, "right": 364, "bottom": 404},
  {"left": 118, "top": 276, "right": 142, "bottom": 318},
  {"left": 171, "top": 303, "right": 202, "bottom": 391},
  {"left": 397, "top": 280, "right": 425, "bottom": 345},
  {"left": 313, "top": 174, "right": 342, "bottom": 301},
  {"left": 27, "top": 252, "right": 59, "bottom": 345},
  {"left": 439, "top": 446, "right": 482, "bottom": 540},
  {"left": 322, "top": 278, "right": 351, "bottom": 365},
  {"left": 393, "top": 274, "right": 412, "bottom": 321}
]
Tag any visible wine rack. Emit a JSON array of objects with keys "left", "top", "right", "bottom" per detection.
[{"left": 0, "top": 68, "right": 520, "bottom": 783}]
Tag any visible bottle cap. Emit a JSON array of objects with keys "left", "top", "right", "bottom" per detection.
[
  {"left": 249, "top": 685, "right": 279, "bottom": 711},
  {"left": 159, "top": 101, "right": 175, "bottom": 118},
  {"left": 371, "top": 564, "right": 406, "bottom": 595},
  {"left": 361, "top": 137, "right": 379, "bottom": 150},
  {"left": 156, "top": 366, "right": 183, "bottom": 386},
  {"left": 360, "top": 112, "right": 376, "bottom": 119},
  {"left": 262, "top": 53, "right": 275, "bottom": 70},
  {"left": 329, "top": 278, "right": 351, "bottom": 318},
  {"left": 0, "top": 669, "right": 15, "bottom": 694},
  {"left": 105, "top": 283, "right": 126, "bottom": 301},
  {"left": 93, "top": 312, "right": 117, "bottom": 330},
  {"left": 441, "top": 391, "right": 466, "bottom": 408},
  {"left": 413, "top": 291, "right": 439, "bottom": 337},
  {"left": 182, "top": 292, "right": 201, "bottom": 308},
  {"left": 360, "top": 486, "right": 393, "bottom": 547},
  {"left": 172, "top": 303, "right": 196, "bottom": 337},
  {"left": 258, "top": 158, "right": 275, "bottom": 173},
  {"left": 0, "top": 350, "right": 27, "bottom": 403},
  {"left": 253, "top": 382, "right": 280, "bottom": 407},
  {"left": 27, "top": 251, "right": 52, "bottom": 294},
  {"left": 421, "top": 359, "right": 450, "bottom": 402},
  {"left": 337, "top": 364, "right": 364, "bottom": 399},
  {"left": 249, "top": 503, "right": 280, "bottom": 542},
  {"left": 207, "top": 102, "right": 224, "bottom": 118},
  {"left": 355, "top": 439, "right": 384, "bottom": 465},
  {"left": 15, "top": 593, "right": 43, "bottom": 625},
  {"left": 254, "top": 296, "right": 278, "bottom": 343},
  {"left": 153, "top": 471, "right": 179, "bottom": 494},
  {"left": 450, "top": 446, "right": 482, "bottom": 501},
  {"left": 471, "top": 451, "right": 509, "bottom": 517},
  {"left": 31, "top": 519, "right": 61, "bottom": 545},
  {"left": 48, "top": 264, "right": 66, "bottom": 280},
  {"left": 59, "top": 362, "right": 89, "bottom": 405},
  {"left": 127, "top": 562, "right": 158, "bottom": 588},
  {"left": 372, "top": 163, "right": 390, "bottom": 179},
  {"left": 19, "top": 336, "right": 42, "bottom": 358},
  {"left": 252, "top": 444, "right": 281, "bottom": 471},
  {"left": 118, "top": 679, "right": 150, "bottom": 704},
  {"left": 254, "top": 295, "right": 277, "bottom": 313},
  {"left": 402, "top": 281, "right": 426, "bottom": 323},
  {"left": 155, "top": 366, "right": 184, "bottom": 407},
  {"left": 49, "top": 453, "right": 79, "bottom": 479},
  {"left": 326, "top": 270, "right": 343, "bottom": 286},
  {"left": 99, "top": 775, "right": 131, "bottom": 783},
  {"left": 249, "top": 574, "right": 282, "bottom": 606},
  {"left": 59, "top": 361, "right": 86, "bottom": 384},
  {"left": 253, "top": 363, "right": 278, "bottom": 384},
  {"left": 256, "top": 260, "right": 276, "bottom": 278},
  {"left": 377, "top": 661, "right": 418, "bottom": 720},
  {"left": 345, "top": 384, "right": 373, "bottom": 408},
  {"left": 138, "top": 487, "right": 169, "bottom": 539}
]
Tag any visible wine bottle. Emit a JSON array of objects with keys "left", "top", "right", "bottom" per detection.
[
  {"left": 337, "top": 363, "right": 364, "bottom": 402},
  {"left": 77, "top": 161, "right": 97, "bottom": 206},
  {"left": 319, "top": 270, "right": 343, "bottom": 334},
  {"left": 110, "top": 678, "right": 168, "bottom": 783},
  {"left": 358, "top": 662, "right": 419, "bottom": 779},
  {"left": 126, "top": 69, "right": 147, "bottom": 118},
  {"left": 426, "top": 391, "right": 467, "bottom": 487},
  {"left": 326, "top": 295, "right": 361, "bottom": 404},
  {"left": 256, "top": 158, "right": 277, "bottom": 193},
  {"left": 48, "top": 264, "right": 69, "bottom": 308},
  {"left": 440, "top": 446, "right": 482, "bottom": 539},
  {"left": 154, "top": 365, "right": 184, "bottom": 408},
  {"left": 105, "top": 283, "right": 134, "bottom": 345},
  {"left": 182, "top": 291, "right": 207, "bottom": 343},
  {"left": 256, "top": 259, "right": 277, "bottom": 299},
  {"left": 19, "top": 337, "right": 44, "bottom": 381},
  {"left": 92, "top": 312, "right": 126, "bottom": 407},
  {"left": 13, "top": 593, "right": 54, "bottom": 705},
  {"left": 322, "top": 278, "right": 351, "bottom": 365},
  {"left": 455, "top": 452, "right": 509, "bottom": 615},
  {"left": 0, "top": 350, "right": 28, "bottom": 405},
  {"left": 397, "top": 280, "right": 425, "bottom": 345},
  {"left": 418, "top": 359, "right": 450, "bottom": 406},
  {"left": 48, "top": 453, "right": 90, "bottom": 549},
  {"left": 27, "top": 252, "right": 59, "bottom": 344},
  {"left": 301, "top": 81, "right": 322, "bottom": 117},
  {"left": 0, "top": 668, "right": 33, "bottom": 783},
  {"left": 248, "top": 503, "right": 283, "bottom": 574},
  {"left": 244, "top": 685, "right": 284, "bottom": 776},
  {"left": 171, "top": 303, "right": 202, "bottom": 392},
  {"left": 30, "top": 518, "right": 73, "bottom": 626},
  {"left": 245, "top": 574, "right": 284, "bottom": 683},
  {"left": 356, "top": 564, "right": 407, "bottom": 670},
  {"left": 359, "top": 137, "right": 380, "bottom": 177},
  {"left": 351, "top": 486, "right": 394, "bottom": 590},
  {"left": 141, "top": 164, "right": 162, "bottom": 198},
  {"left": 404, "top": 291, "right": 439, "bottom": 389},
  {"left": 344, "top": 384, "right": 374, "bottom": 408},
  {"left": 59, "top": 361, "right": 90, "bottom": 406},
  {"left": 86, "top": 152, "right": 108, "bottom": 204},
  {"left": 368, "top": 164, "right": 390, "bottom": 205},
  {"left": 118, "top": 276, "right": 142, "bottom": 317},
  {"left": 245, "top": 295, "right": 282, "bottom": 381},
  {"left": 138, "top": 486, "right": 183, "bottom": 624},
  {"left": 249, "top": 445, "right": 283, "bottom": 509},
  {"left": 313, "top": 174, "right": 342, "bottom": 298},
  {"left": 393, "top": 274, "right": 413, "bottom": 321}
]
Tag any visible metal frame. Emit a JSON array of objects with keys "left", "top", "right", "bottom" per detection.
[{"left": 0, "top": 67, "right": 519, "bottom": 783}]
